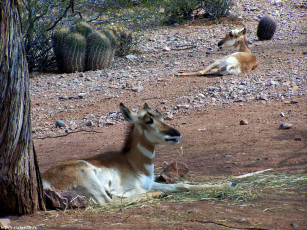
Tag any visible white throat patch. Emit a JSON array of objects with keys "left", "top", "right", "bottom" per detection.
[{"left": 137, "top": 143, "right": 155, "bottom": 159}]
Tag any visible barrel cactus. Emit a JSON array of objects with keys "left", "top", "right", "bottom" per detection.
[
  {"left": 86, "top": 31, "right": 113, "bottom": 71},
  {"left": 62, "top": 32, "right": 86, "bottom": 73},
  {"left": 101, "top": 29, "right": 117, "bottom": 67},
  {"left": 53, "top": 28, "right": 70, "bottom": 72},
  {"left": 107, "top": 26, "right": 133, "bottom": 57},
  {"left": 73, "top": 22, "right": 93, "bottom": 38},
  {"left": 53, "top": 22, "right": 133, "bottom": 72},
  {"left": 257, "top": 16, "right": 277, "bottom": 40}
]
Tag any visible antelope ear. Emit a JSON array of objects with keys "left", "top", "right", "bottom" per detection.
[
  {"left": 143, "top": 103, "right": 152, "bottom": 112},
  {"left": 155, "top": 109, "right": 164, "bottom": 121},
  {"left": 242, "top": 27, "right": 247, "bottom": 35},
  {"left": 120, "top": 103, "right": 138, "bottom": 122}
]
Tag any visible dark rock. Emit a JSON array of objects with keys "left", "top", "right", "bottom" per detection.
[
  {"left": 159, "top": 162, "right": 189, "bottom": 183},
  {"left": 85, "top": 120, "right": 93, "bottom": 127},
  {"left": 44, "top": 188, "right": 87, "bottom": 210},
  {"left": 55, "top": 120, "right": 66, "bottom": 128},
  {"left": 59, "top": 96, "right": 69, "bottom": 100},
  {"left": 294, "top": 137, "right": 302, "bottom": 141},
  {"left": 78, "top": 93, "right": 87, "bottom": 99}
]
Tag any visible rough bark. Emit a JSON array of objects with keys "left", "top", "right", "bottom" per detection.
[{"left": 0, "top": 0, "right": 45, "bottom": 216}]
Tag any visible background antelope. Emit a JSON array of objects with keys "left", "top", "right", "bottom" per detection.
[
  {"left": 177, "top": 27, "right": 258, "bottom": 76},
  {"left": 43, "top": 103, "right": 228, "bottom": 205}
]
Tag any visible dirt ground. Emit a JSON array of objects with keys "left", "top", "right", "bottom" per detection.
[{"left": 5, "top": 0, "right": 307, "bottom": 229}]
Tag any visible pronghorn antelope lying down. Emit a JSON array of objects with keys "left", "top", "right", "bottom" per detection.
[
  {"left": 43, "top": 103, "right": 229, "bottom": 205},
  {"left": 177, "top": 27, "right": 258, "bottom": 76}
]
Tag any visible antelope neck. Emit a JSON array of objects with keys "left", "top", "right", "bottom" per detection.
[
  {"left": 124, "top": 126, "right": 155, "bottom": 176},
  {"left": 237, "top": 36, "right": 251, "bottom": 53}
]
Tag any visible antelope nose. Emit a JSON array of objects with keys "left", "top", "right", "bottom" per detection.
[
  {"left": 171, "top": 129, "right": 181, "bottom": 137},
  {"left": 167, "top": 128, "right": 181, "bottom": 138},
  {"left": 218, "top": 41, "right": 223, "bottom": 47}
]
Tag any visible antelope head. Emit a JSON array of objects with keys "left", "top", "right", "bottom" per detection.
[
  {"left": 120, "top": 103, "right": 181, "bottom": 145},
  {"left": 218, "top": 27, "right": 247, "bottom": 50}
]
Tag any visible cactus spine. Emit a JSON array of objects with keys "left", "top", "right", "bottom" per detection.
[
  {"left": 107, "top": 26, "right": 133, "bottom": 57},
  {"left": 53, "top": 28, "right": 70, "bottom": 73},
  {"left": 100, "top": 29, "right": 117, "bottom": 67},
  {"left": 53, "top": 22, "right": 133, "bottom": 73},
  {"left": 73, "top": 22, "right": 93, "bottom": 38},
  {"left": 63, "top": 32, "right": 86, "bottom": 73},
  {"left": 86, "top": 31, "right": 112, "bottom": 71}
]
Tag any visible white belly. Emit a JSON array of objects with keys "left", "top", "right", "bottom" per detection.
[{"left": 219, "top": 56, "right": 241, "bottom": 75}]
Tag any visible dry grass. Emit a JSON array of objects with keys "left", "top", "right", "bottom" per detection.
[{"left": 87, "top": 171, "right": 307, "bottom": 213}]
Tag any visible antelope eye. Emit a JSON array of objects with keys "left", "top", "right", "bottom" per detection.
[
  {"left": 146, "top": 118, "right": 154, "bottom": 125},
  {"left": 229, "top": 32, "right": 233, "bottom": 37}
]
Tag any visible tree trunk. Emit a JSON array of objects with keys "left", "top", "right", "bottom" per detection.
[{"left": 0, "top": 0, "right": 45, "bottom": 216}]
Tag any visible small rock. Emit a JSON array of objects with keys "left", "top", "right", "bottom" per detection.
[
  {"left": 59, "top": 96, "right": 69, "bottom": 100},
  {"left": 55, "top": 120, "right": 66, "bottom": 128},
  {"left": 78, "top": 93, "right": 87, "bottom": 99},
  {"left": 280, "top": 112, "right": 285, "bottom": 117},
  {"left": 44, "top": 188, "right": 87, "bottom": 210},
  {"left": 198, "top": 93, "right": 205, "bottom": 99},
  {"left": 279, "top": 123, "right": 292, "bottom": 129},
  {"left": 85, "top": 120, "right": 93, "bottom": 127},
  {"left": 84, "top": 114, "right": 95, "bottom": 119},
  {"left": 73, "top": 79, "right": 79, "bottom": 83},
  {"left": 271, "top": 0, "right": 283, "bottom": 6},
  {"left": 132, "top": 85, "right": 144, "bottom": 92},
  {"left": 193, "top": 104, "right": 202, "bottom": 109},
  {"left": 294, "top": 137, "right": 302, "bottom": 141},
  {"left": 105, "top": 119, "right": 115, "bottom": 125},
  {"left": 292, "top": 86, "right": 299, "bottom": 91},
  {"left": 256, "top": 95, "right": 268, "bottom": 101},
  {"left": 165, "top": 111, "right": 173, "bottom": 120},
  {"left": 162, "top": 46, "right": 171, "bottom": 51},
  {"left": 208, "top": 86, "right": 221, "bottom": 92},
  {"left": 176, "top": 104, "right": 190, "bottom": 110},
  {"left": 240, "top": 119, "right": 249, "bottom": 125},
  {"left": 291, "top": 221, "right": 298, "bottom": 229},
  {"left": 126, "top": 54, "right": 137, "bottom": 60},
  {"left": 78, "top": 73, "right": 84, "bottom": 78},
  {"left": 237, "top": 218, "right": 245, "bottom": 223}
]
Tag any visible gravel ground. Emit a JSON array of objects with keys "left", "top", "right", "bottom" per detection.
[{"left": 30, "top": 0, "right": 306, "bottom": 139}]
